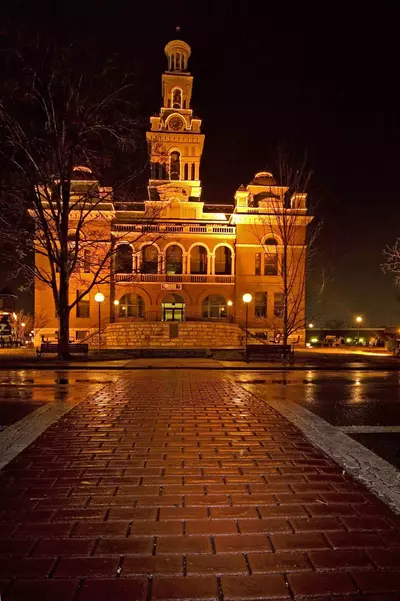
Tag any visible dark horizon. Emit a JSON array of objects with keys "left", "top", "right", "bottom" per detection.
[{"left": 2, "top": 0, "right": 400, "bottom": 326}]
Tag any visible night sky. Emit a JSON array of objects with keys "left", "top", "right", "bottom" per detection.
[{"left": 2, "top": 0, "right": 400, "bottom": 326}]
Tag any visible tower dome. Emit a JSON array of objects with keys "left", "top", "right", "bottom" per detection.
[
  {"left": 164, "top": 39, "right": 191, "bottom": 72},
  {"left": 250, "top": 171, "right": 277, "bottom": 186}
]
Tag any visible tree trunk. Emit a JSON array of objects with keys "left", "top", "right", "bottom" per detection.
[
  {"left": 282, "top": 244, "right": 289, "bottom": 345},
  {"left": 58, "top": 276, "right": 70, "bottom": 360}
]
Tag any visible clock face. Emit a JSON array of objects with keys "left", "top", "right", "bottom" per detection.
[{"left": 169, "top": 116, "right": 184, "bottom": 131}]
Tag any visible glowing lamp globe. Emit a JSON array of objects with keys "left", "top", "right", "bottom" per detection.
[
  {"left": 95, "top": 293, "right": 105, "bottom": 303},
  {"left": 227, "top": 300, "right": 233, "bottom": 307},
  {"left": 242, "top": 293, "right": 252, "bottom": 303},
  {"left": 113, "top": 299, "right": 120, "bottom": 306}
]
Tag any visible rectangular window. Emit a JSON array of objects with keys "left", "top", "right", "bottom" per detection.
[
  {"left": 76, "top": 330, "right": 89, "bottom": 340},
  {"left": 255, "top": 292, "right": 267, "bottom": 318},
  {"left": 255, "top": 253, "right": 261, "bottom": 276},
  {"left": 76, "top": 290, "right": 90, "bottom": 318},
  {"left": 274, "top": 292, "right": 284, "bottom": 318},
  {"left": 83, "top": 249, "right": 90, "bottom": 273},
  {"left": 264, "top": 254, "right": 278, "bottom": 276}
]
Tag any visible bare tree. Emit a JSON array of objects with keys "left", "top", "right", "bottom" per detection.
[
  {"left": 32, "top": 309, "right": 50, "bottom": 340},
  {"left": 0, "top": 41, "right": 163, "bottom": 358},
  {"left": 251, "top": 151, "right": 321, "bottom": 344},
  {"left": 382, "top": 239, "right": 400, "bottom": 285}
]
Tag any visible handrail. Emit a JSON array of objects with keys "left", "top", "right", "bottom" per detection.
[{"left": 81, "top": 315, "right": 112, "bottom": 344}]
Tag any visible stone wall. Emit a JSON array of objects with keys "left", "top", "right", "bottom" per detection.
[{"left": 100, "top": 322, "right": 243, "bottom": 348}]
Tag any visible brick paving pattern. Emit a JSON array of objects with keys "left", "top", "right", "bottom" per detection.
[{"left": 0, "top": 371, "right": 400, "bottom": 600}]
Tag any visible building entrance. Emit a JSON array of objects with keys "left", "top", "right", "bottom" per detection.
[{"left": 161, "top": 294, "right": 185, "bottom": 322}]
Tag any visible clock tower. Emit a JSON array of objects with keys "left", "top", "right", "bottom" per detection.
[{"left": 146, "top": 38, "right": 205, "bottom": 203}]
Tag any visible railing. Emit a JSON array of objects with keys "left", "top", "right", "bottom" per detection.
[
  {"left": 115, "top": 273, "right": 235, "bottom": 284},
  {"left": 113, "top": 223, "right": 235, "bottom": 235}
]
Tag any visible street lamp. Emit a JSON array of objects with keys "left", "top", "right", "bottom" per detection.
[
  {"left": 355, "top": 315, "right": 362, "bottom": 342},
  {"left": 113, "top": 299, "right": 119, "bottom": 322},
  {"left": 227, "top": 300, "right": 233, "bottom": 322},
  {"left": 242, "top": 293, "right": 252, "bottom": 362},
  {"left": 308, "top": 323, "right": 314, "bottom": 329},
  {"left": 95, "top": 292, "right": 105, "bottom": 354}
]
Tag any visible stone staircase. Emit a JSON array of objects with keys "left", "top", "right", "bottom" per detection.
[{"left": 100, "top": 321, "right": 243, "bottom": 349}]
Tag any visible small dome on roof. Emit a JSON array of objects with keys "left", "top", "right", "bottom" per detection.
[
  {"left": 72, "top": 165, "right": 96, "bottom": 181},
  {"left": 0, "top": 287, "right": 16, "bottom": 297},
  {"left": 250, "top": 171, "right": 277, "bottom": 186}
]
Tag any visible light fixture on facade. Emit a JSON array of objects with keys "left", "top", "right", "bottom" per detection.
[{"left": 113, "top": 299, "right": 120, "bottom": 322}]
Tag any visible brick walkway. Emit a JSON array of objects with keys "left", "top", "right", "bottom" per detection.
[{"left": 1, "top": 371, "right": 400, "bottom": 601}]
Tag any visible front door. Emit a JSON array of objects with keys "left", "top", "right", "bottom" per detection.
[{"left": 162, "top": 302, "right": 185, "bottom": 321}]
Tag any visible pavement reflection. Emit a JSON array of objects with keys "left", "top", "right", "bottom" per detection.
[{"left": 0, "top": 370, "right": 120, "bottom": 430}]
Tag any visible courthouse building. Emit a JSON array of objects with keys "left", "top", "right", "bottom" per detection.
[{"left": 34, "top": 38, "right": 312, "bottom": 348}]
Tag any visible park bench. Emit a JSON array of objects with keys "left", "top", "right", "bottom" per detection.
[
  {"left": 246, "top": 344, "right": 294, "bottom": 364},
  {"left": 36, "top": 342, "right": 89, "bottom": 360}
]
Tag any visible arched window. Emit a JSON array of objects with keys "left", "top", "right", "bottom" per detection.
[
  {"left": 191, "top": 163, "right": 195, "bottom": 180},
  {"left": 115, "top": 244, "right": 132, "bottom": 273},
  {"left": 142, "top": 245, "right": 158, "bottom": 274},
  {"left": 165, "top": 245, "right": 183, "bottom": 274},
  {"left": 172, "top": 88, "right": 182, "bottom": 108},
  {"left": 202, "top": 295, "right": 227, "bottom": 319},
  {"left": 215, "top": 247, "right": 232, "bottom": 275},
  {"left": 264, "top": 237, "right": 278, "bottom": 276},
  {"left": 190, "top": 246, "right": 208, "bottom": 274},
  {"left": 118, "top": 294, "right": 145, "bottom": 318},
  {"left": 170, "top": 151, "right": 180, "bottom": 180}
]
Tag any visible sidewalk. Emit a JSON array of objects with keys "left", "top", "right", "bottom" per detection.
[
  {"left": 0, "top": 371, "right": 399, "bottom": 600},
  {"left": 0, "top": 347, "right": 399, "bottom": 371}
]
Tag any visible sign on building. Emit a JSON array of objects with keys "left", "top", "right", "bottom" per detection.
[{"left": 161, "top": 283, "right": 182, "bottom": 291}]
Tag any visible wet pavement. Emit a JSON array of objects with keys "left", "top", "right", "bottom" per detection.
[
  {"left": 0, "top": 371, "right": 120, "bottom": 431},
  {"left": 234, "top": 370, "right": 400, "bottom": 469},
  {"left": 0, "top": 370, "right": 399, "bottom": 600}
]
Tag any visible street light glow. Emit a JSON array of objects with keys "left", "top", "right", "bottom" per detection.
[
  {"left": 355, "top": 316, "right": 362, "bottom": 323},
  {"left": 242, "top": 293, "right": 252, "bottom": 303},
  {"left": 309, "top": 323, "right": 314, "bottom": 328},
  {"left": 227, "top": 300, "right": 233, "bottom": 307},
  {"left": 94, "top": 292, "right": 105, "bottom": 303},
  {"left": 113, "top": 299, "right": 120, "bottom": 306},
  {"left": 21, "top": 322, "right": 25, "bottom": 327}
]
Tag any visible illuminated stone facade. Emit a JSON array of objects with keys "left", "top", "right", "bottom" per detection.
[{"left": 34, "top": 38, "right": 311, "bottom": 346}]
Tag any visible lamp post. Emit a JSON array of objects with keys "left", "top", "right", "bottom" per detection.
[
  {"left": 308, "top": 323, "right": 314, "bottom": 329},
  {"left": 94, "top": 293, "right": 105, "bottom": 354},
  {"left": 227, "top": 300, "right": 233, "bottom": 322},
  {"left": 355, "top": 315, "right": 362, "bottom": 343},
  {"left": 113, "top": 299, "right": 119, "bottom": 322},
  {"left": 242, "top": 293, "right": 252, "bottom": 362}
]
